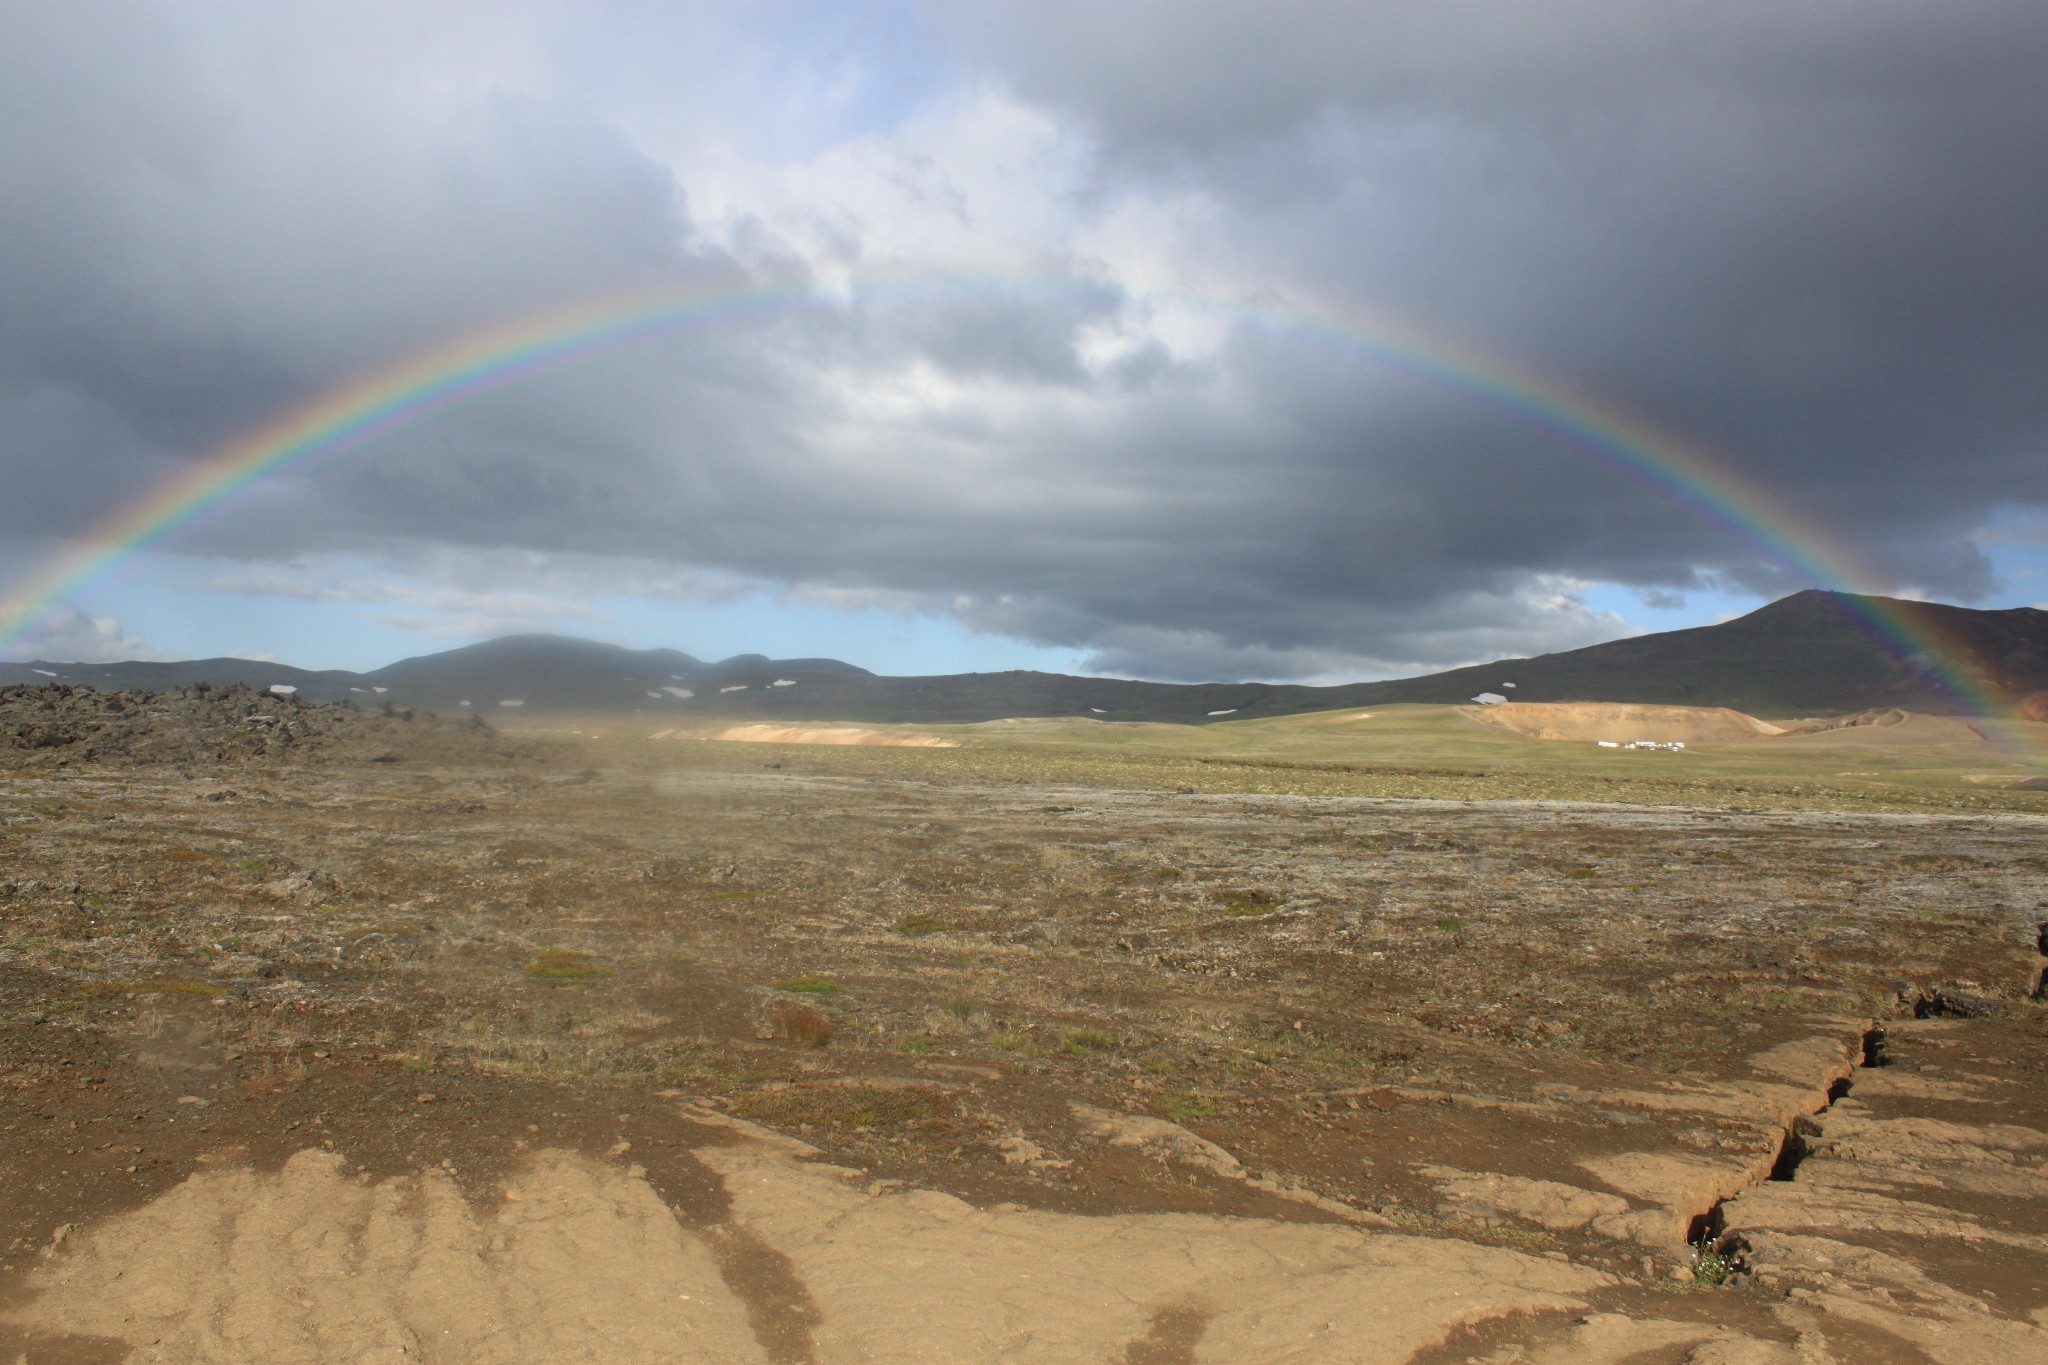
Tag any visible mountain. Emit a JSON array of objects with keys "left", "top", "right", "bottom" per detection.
[
  {"left": 1334, "top": 591, "right": 2048, "bottom": 718},
  {"left": 4, "top": 591, "right": 2044, "bottom": 723}
]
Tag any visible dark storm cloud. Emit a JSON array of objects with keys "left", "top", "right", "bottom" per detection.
[
  {"left": 0, "top": 1, "right": 694, "bottom": 532},
  {"left": 3, "top": 2, "right": 2045, "bottom": 678},
  {"left": 940, "top": 0, "right": 2048, "bottom": 605}
]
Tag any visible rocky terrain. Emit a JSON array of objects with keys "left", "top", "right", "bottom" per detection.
[
  {"left": 0, "top": 683, "right": 522, "bottom": 770},
  {"left": 0, "top": 695, "right": 2043, "bottom": 1362}
]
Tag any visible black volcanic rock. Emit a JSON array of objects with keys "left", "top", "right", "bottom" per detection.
[{"left": 2, "top": 591, "right": 2043, "bottom": 722}]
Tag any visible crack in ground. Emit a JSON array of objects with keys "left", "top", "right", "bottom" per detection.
[{"left": 1692, "top": 1024, "right": 1886, "bottom": 1257}]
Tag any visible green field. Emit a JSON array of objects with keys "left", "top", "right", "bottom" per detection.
[{"left": 544, "top": 703, "right": 2048, "bottom": 814}]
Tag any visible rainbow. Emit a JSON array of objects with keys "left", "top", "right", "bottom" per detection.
[{"left": 0, "top": 269, "right": 2030, "bottom": 741}]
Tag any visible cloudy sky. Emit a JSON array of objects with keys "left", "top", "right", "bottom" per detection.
[{"left": 3, "top": 1, "right": 2045, "bottom": 679}]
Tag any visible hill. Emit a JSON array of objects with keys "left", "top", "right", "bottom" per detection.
[{"left": 2, "top": 590, "right": 2043, "bottom": 722}]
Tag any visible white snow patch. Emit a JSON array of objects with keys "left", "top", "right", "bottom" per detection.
[
  {"left": 771, "top": 679, "right": 796, "bottom": 687},
  {"left": 1089, "top": 708, "right": 1107, "bottom": 714},
  {"left": 29, "top": 669, "right": 57, "bottom": 677},
  {"left": 371, "top": 687, "right": 388, "bottom": 694},
  {"left": 1470, "top": 693, "right": 1507, "bottom": 706},
  {"left": 646, "top": 691, "right": 663, "bottom": 699},
  {"left": 662, "top": 687, "right": 694, "bottom": 699},
  {"left": 719, "top": 685, "right": 748, "bottom": 693},
  {"left": 1501, "top": 682, "right": 1517, "bottom": 688},
  {"left": 1597, "top": 740, "right": 1619, "bottom": 748},
  {"left": 498, "top": 699, "right": 525, "bottom": 708},
  {"left": 267, "top": 684, "right": 298, "bottom": 695},
  {"left": 1206, "top": 709, "right": 1237, "bottom": 717}
]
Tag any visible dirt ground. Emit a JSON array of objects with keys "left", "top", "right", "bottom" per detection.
[{"left": 2, "top": 696, "right": 2045, "bottom": 1362}]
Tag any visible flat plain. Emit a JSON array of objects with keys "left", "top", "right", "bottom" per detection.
[{"left": 2, "top": 687, "right": 2045, "bottom": 1363}]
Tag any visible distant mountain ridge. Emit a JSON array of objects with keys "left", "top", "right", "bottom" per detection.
[{"left": 4, "top": 591, "right": 2045, "bottom": 724}]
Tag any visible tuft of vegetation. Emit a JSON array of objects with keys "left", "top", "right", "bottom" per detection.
[
  {"left": 894, "top": 913, "right": 955, "bottom": 936},
  {"left": 940, "top": 996, "right": 977, "bottom": 1020},
  {"left": 734, "top": 1083, "right": 953, "bottom": 1131},
  {"left": 771, "top": 1002, "right": 834, "bottom": 1047},
  {"left": 1435, "top": 916, "right": 1468, "bottom": 932},
  {"left": 1062, "top": 1027, "right": 1117, "bottom": 1054},
  {"left": 776, "top": 975, "right": 844, "bottom": 995},
  {"left": 527, "top": 949, "right": 611, "bottom": 981},
  {"left": 1215, "top": 887, "right": 1282, "bottom": 916},
  {"left": 1160, "top": 1095, "right": 1216, "bottom": 1122},
  {"left": 1690, "top": 1240, "right": 1737, "bottom": 1287}
]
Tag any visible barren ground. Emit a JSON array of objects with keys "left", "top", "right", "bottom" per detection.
[{"left": 2, "top": 690, "right": 2045, "bottom": 1363}]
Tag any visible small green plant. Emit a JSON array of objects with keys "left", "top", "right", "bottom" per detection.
[
  {"left": 1691, "top": 1240, "right": 1736, "bottom": 1287},
  {"left": 1062, "top": 1027, "right": 1116, "bottom": 1055},
  {"left": 1435, "top": 916, "right": 1468, "bottom": 932},
  {"left": 1567, "top": 866, "right": 1601, "bottom": 880},
  {"left": 527, "top": 949, "right": 610, "bottom": 981},
  {"left": 940, "top": 996, "right": 977, "bottom": 1020},
  {"left": 989, "top": 1030, "right": 1030, "bottom": 1052},
  {"left": 1139, "top": 1054, "right": 1177, "bottom": 1075},
  {"left": 897, "top": 1036, "right": 939, "bottom": 1054},
  {"left": 1215, "top": 888, "right": 1281, "bottom": 916},
  {"left": 1161, "top": 1095, "right": 1216, "bottom": 1122},
  {"left": 235, "top": 860, "right": 267, "bottom": 874},
  {"left": 771, "top": 1003, "right": 833, "bottom": 1047},
  {"left": 777, "top": 975, "right": 844, "bottom": 995}
]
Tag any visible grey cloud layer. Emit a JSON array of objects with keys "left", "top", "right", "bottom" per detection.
[{"left": 2, "top": 1, "right": 2043, "bottom": 677}]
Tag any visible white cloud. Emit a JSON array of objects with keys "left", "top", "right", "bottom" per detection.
[{"left": 3, "top": 603, "right": 153, "bottom": 663}]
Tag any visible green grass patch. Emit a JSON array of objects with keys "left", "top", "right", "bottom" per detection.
[
  {"left": 526, "top": 949, "right": 611, "bottom": 981},
  {"left": 1062, "top": 1027, "right": 1117, "bottom": 1054},
  {"left": 1160, "top": 1095, "right": 1216, "bottom": 1122},
  {"left": 1214, "top": 887, "right": 1281, "bottom": 916},
  {"left": 1435, "top": 916, "right": 1468, "bottom": 932}
]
